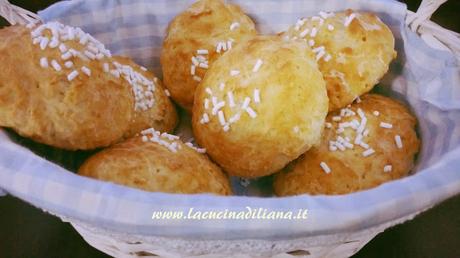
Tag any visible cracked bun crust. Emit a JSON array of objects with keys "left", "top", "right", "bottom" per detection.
[
  {"left": 192, "top": 36, "right": 328, "bottom": 178},
  {"left": 161, "top": 0, "right": 257, "bottom": 111},
  {"left": 282, "top": 10, "right": 396, "bottom": 111},
  {"left": 274, "top": 94, "right": 420, "bottom": 196}
]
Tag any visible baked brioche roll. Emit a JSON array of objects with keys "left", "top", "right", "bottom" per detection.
[
  {"left": 281, "top": 10, "right": 396, "bottom": 111},
  {"left": 79, "top": 128, "right": 232, "bottom": 195},
  {"left": 0, "top": 23, "right": 176, "bottom": 150},
  {"left": 274, "top": 94, "right": 420, "bottom": 196},
  {"left": 192, "top": 36, "right": 328, "bottom": 178},
  {"left": 161, "top": 0, "right": 257, "bottom": 111}
]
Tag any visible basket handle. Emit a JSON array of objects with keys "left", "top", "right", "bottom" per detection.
[
  {"left": 0, "top": 0, "right": 42, "bottom": 25},
  {"left": 406, "top": 0, "right": 460, "bottom": 61}
]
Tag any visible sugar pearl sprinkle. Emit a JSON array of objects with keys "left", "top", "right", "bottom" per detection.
[
  {"left": 30, "top": 21, "right": 156, "bottom": 112},
  {"left": 200, "top": 77, "right": 261, "bottom": 132},
  {"left": 320, "top": 161, "right": 331, "bottom": 174},
  {"left": 141, "top": 128, "right": 206, "bottom": 154},
  {"left": 325, "top": 103, "right": 405, "bottom": 170},
  {"left": 384, "top": 165, "right": 392, "bottom": 173}
]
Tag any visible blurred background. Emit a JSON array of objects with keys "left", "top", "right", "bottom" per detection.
[{"left": 0, "top": 0, "right": 459, "bottom": 258}]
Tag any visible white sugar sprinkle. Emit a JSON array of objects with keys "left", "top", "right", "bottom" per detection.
[
  {"left": 324, "top": 54, "right": 332, "bottom": 62},
  {"left": 219, "top": 82, "right": 225, "bottom": 91},
  {"left": 58, "top": 43, "right": 67, "bottom": 53},
  {"left": 328, "top": 24, "right": 334, "bottom": 31},
  {"left": 253, "top": 89, "right": 260, "bottom": 103},
  {"left": 227, "top": 91, "right": 235, "bottom": 107},
  {"left": 81, "top": 66, "right": 91, "bottom": 76},
  {"left": 190, "top": 65, "right": 196, "bottom": 75},
  {"left": 197, "top": 49, "right": 208, "bottom": 55},
  {"left": 51, "top": 59, "right": 61, "bottom": 71},
  {"left": 252, "top": 59, "right": 263, "bottom": 73},
  {"left": 164, "top": 89, "right": 171, "bottom": 96},
  {"left": 204, "top": 98, "right": 210, "bottom": 109},
  {"left": 199, "top": 63, "right": 208, "bottom": 69},
  {"left": 61, "top": 51, "right": 72, "bottom": 60},
  {"left": 325, "top": 122, "right": 332, "bottom": 128},
  {"left": 362, "top": 148, "right": 375, "bottom": 157},
  {"left": 299, "top": 28, "right": 310, "bottom": 38},
  {"left": 227, "top": 40, "right": 233, "bottom": 50},
  {"left": 193, "top": 76, "right": 202, "bottom": 82},
  {"left": 293, "top": 126, "right": 300, "bottom": 133},
  {"left": 310, "top": 27, "right": 318, "bottom": 37},
  {"left": 39, "top": 57, "right": 48, "bottom": 68},
  {"left": 64, "top": 61, "right": 73, "bottom": 68},
  {"left": 380, "top": 122, "right": 393, "bottom": 129},
  {"left": 230, "top": 70, "right": 240, "bottom": 76},
  {"left": 332, "top": 116, "right": 341, "bottom": 122},
  {"left": 81, "top": 50, "right": 94, "bottom": 60},
  {"left": 308, "top": 39, "right": 315, "bottom": 46},
  {"left": 320, "top": 162, "right": 331, "bottom": 174},
  {"left": 49, "top": 38, "right": 59, "bottom": 48},
  {"left": 384, "top": 165, "right": 392, "bottom": 173},
  {"left": 245, "top": 106, "right": 257, "bottom": 118},
  {"left": 344, "top": 13, "right": 357, "bottom": 27},
  {"left": 215, "top": 110, "right": 225, "bottom": 126},
  {"left": 205, "top": 87, "right": 213, "bottom": 95},
  {"left": 202, "top": 113, "right": 210, "bottom": 122},
  {"left": 242, "top": 97, "right": 251, "bottom": 110},
  {"left": 39, "top": 37, "right": 49, "bottom": 50},
  {"left": 373, "top": 111, "right": 380, "bottom": 116},
  {"left": 312, "top": 46, "right": 325, "bottom": 53},
  {"left": 230, "top": 22, "right": 240, "bottom": 31},
  {"left": 395, "top": 135, "right": 403, "bottom": 149},
  {"left": 191, "top": 56, "right": 199, "bottom": 66},
  {"left": 211, "top": 96, "right": 218, "bottom": 106},
  {"left": 67, "top": 70, "right": 79, "bottom": 81},
  {"left": 212, "top": 101, "right": 225, "bottom": 115}
]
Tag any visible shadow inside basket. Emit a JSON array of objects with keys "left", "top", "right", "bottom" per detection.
[{"left": 3, "top": 128, "right": 98, "bottom": 173}]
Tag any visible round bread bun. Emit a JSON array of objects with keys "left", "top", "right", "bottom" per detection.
[
  {"left": 79, "top": 128, "right": 232, "bottom": 195},
  {"left": 192, "top": 36, "right": 329, "bottom": 178},
  {"left": 0, "top": 24, "right": 177, "bottom": 150},
  {"left": 161, "top": 0, "right": 257, "bottom": 111},
  {"left": 113, "top": 56, "right": 178, "bottom": 138},
  {"left": 274, "top": 94, "right": 420, "bottom": 196},
  {"left": 281, "top": 10, "right": 396, "bottom": 111}
]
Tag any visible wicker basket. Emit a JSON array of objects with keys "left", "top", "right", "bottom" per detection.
[{"left": 0, "top": 0, "right": 459, "bottom": 257}]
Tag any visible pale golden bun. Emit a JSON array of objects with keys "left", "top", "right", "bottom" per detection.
[
  {"left": 161, "top": 0, "right": 257, "bottom": 111},
  {"left": 192, "top": 35, "right": 328, "bottom": 178},
  {"left": 281, "top": 10, "right": 396, "bottom": 111},
  {"left": 79, "top": 129, "right": 232, "bottom": 195},
  {"left": 0, "top": 24, "right": 177, "bottom": 150},
  {"left": 113, "top": 56, "right": 178, "bottom": 138},
  {"left": 274, "top": 94, "right": 420, "bottom": 196}
]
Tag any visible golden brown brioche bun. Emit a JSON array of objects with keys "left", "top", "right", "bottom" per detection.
[
  {"left": 192, "top": 35, "right": 328, "bottom": 178},
  {"left": 161, "top": 0, "right": 257, "bottom": 111},
  {"left": 281, "top": 10, "right": 396, "bottom": 111},
  {"left": 79, "top": 128, "right": 232, "bottom": 195},
  {"left": 0, "top": 24, "right": 176, "bottom": 150},
  {"left": 113, "top": 56, "right": 178, "bottom": 138},
  {"left": 274, "top": 94, "right": 420, "bottom": 196}
]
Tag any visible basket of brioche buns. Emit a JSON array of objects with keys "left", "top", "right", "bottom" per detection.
[{"left": 0, "top": 0, "right": 459, "bottom": 257}]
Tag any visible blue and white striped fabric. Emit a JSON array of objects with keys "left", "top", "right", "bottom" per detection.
[{"left": 0, "top": 0, "right": 459, "bottom": 240}]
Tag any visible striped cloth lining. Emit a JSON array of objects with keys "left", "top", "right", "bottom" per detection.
[{"left": 0, "top": 0, "right": 459, "bottom": 240}]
